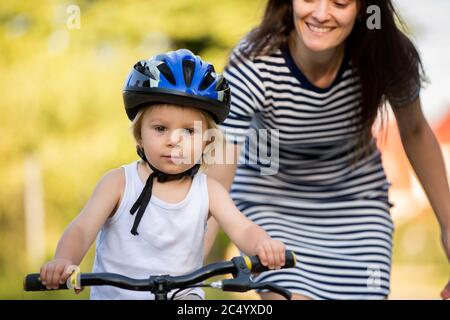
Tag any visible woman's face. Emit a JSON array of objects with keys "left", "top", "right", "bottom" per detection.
[
  {"left": 139, "top": 104, "right": 209, "bottom": 174},
  {"left": 292, "top": 0, "right": 359, "bottom": 52}
]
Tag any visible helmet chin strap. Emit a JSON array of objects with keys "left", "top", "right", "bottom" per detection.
[{"left": 129, "top": 146, "right": 201, "bottom": 236}]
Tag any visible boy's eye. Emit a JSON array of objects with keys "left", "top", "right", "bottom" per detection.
[
  {"left": 154, "top": 126, "right": 166, "bottom": 133},
  {"left": 183, "top": 128, "right": 195, "bottom": 135}
]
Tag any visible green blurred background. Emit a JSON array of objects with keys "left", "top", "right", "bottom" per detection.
[{"left": 1, "top": 0, "right": 448, "bottom": 300}]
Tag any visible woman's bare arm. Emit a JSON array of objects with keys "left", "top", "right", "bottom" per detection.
[
  {"left": 392, "top": 98, "right": 450, "bottom": 234},
  {"left": 392, "top": 97, "right": 450, "bottom": 299}
]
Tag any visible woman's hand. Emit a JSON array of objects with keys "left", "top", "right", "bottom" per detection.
[
  {"left": 255, "top": 237, "right": 286, "bottom": 270},
  {"left": 440, "top": 228, "right": 450, "bottom": 300},
  {"left": 40, "top": 258, "right": 76, "bottom": 291}
]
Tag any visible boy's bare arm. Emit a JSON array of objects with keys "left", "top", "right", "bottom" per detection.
[
  {"left": 203, "top": 143, "right": 241, "bottom": 258},
  {"left": 40, "top": 168, "right": 124, "bottom": 288},
  {"left": 55, "top": 168, "right": 124, "bottom": 263},
  {"left": 208, "top": 177, "right": 285, "bottom": 268}
]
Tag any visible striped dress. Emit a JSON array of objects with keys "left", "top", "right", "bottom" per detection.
[{"left": 220, "top": 43, "right": 403, "bottom": 300}]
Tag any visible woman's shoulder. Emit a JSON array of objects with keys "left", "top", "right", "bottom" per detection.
[
  {"left": 230, "top": 36, "right": 282, "bottom": 63},
  {"left": 227, "top": 37, "right": 284, "bottom": 87}
]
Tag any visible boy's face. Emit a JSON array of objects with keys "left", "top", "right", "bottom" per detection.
[{"left": 139, "top": 104, "right": 209, "bottom": 174}]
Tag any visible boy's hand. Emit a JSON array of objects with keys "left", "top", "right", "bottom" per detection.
[
  {"left": 255, "top": 237, "right": 286, "bottom": 270},
  {"left": 40, "top": 258, "right": 76, "bottom": 290}
]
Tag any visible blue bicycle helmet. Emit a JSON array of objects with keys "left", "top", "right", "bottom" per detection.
[{"left": 123, "top": 49, "right": 230, "bottom": 123}]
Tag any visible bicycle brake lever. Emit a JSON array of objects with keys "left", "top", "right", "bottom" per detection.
[
  {"left": 220, "top": 256, "right": 253, "bottom": 293},
  {"left": 221, "top": 277, "right": 253, "bottom": 292},
  {"left": 251, "top": 282, "right": 293, "bottom": 300}
]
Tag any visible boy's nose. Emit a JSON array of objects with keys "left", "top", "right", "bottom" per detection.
[{"left": 167, "top": 129, "right": 183, "bottom": 147}]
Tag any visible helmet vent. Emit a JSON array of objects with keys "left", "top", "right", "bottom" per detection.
[
  {"left": 199, "top": 71, "right": 215, "bottom": 91},
  {"left": 157, "top": 62, "right": 176, "bottom": 85},
  {"left": 134, "top": 61, "right": 156, "bottom": 80},
  {"left": 182, "top": 59, "right": 196, "bottom": 87}
]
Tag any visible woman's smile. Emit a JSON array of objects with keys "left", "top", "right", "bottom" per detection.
[{"left": 305, "top": 22, "right": 336, "bottom": 35}]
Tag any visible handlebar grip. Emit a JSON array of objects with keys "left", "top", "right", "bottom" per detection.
[
  {"left": 23, "top": 273, "right": 69, "bottom": 291},
  {"left": 246, "top": 250, "right": 296, "bottom": 273}
]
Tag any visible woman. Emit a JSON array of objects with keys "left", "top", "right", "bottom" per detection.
[{"left": 205, "top": 0, "right": 450, "bottom": 300}]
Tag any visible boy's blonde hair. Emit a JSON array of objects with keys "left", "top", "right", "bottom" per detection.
[{"left": 130, "top": 104, "right": 226, "bottom": 172}]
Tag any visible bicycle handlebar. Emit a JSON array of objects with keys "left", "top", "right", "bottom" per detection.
[{"left": 24, "top": 251, "right": 296, "bottom": 299}]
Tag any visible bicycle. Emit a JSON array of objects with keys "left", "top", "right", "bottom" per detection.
[{"left": 24, "top": 251, "right": 296, "bottom": 300}]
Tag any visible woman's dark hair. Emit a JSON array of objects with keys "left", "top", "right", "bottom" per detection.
[{"left": 238, "top": 0, "right": 426, "bottom": 162}]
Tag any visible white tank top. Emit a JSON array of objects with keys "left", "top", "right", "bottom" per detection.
[{"left": 90, "top": 161, "right": 209, "bottom": 300}]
